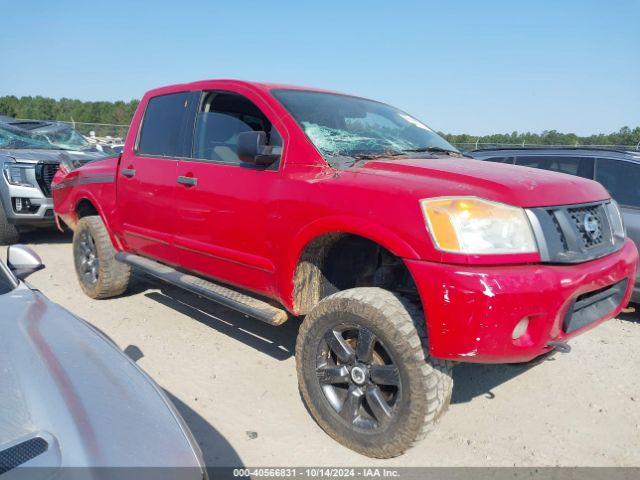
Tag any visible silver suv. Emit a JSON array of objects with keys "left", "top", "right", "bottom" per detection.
[{"left": 0, "top": 117, "right": 109, "bottom": 244}]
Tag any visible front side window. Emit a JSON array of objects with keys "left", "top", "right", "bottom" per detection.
[
  {"left": 193, "top": 91, "right": 282, "bottom": 165},
  {"left": 137, "top": 92, "right": 195, "bottom": 157},
  {"left": 596, "top": 158, "right": 640, "bottom": 208},
  {"left": 272, "top": 89, "right": 457, "bottom": 166},
  {"left": 515, "top": 156, "right": 594, "bottom": 179}
]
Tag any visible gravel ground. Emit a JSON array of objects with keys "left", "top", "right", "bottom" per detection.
[{"left": 22, "top": 230, "right": 640, "bottom": 468}]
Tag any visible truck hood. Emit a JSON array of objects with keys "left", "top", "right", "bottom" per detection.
[
  {"left": 355, "top": 157, "right": 610, "bottom": 208},
  {"left": 0, "top": 148, "right": 108, "bottom": 164},
  {"left": 0, "top": 285, "right": 203, "bottom": 475}
]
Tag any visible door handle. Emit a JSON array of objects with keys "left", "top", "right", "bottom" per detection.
[
  {"left": 121, "top": 168, "right": 136, "bottom": 178},
  {"left": 177, "top": 176, "right": 197, "bottom": 187}
]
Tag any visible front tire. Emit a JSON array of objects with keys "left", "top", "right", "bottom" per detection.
[
  {"left": 296, "top": 287, "right": 453, "bottom": 458},
  {"left": 0, "top": 206, "right": 19, "bottom": 245},
  {"left": 73, "top": 215, "right": 130, "bottom": 299}
]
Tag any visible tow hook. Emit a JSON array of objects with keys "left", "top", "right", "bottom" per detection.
[{"left": 547, "top": 340, "right": 571, "bottom": 353}]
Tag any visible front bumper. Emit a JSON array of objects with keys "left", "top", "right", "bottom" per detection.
[
  {"left": 0, "top": 182, "right": 55, "bottom": 226},
  {"left": 406, "top": 239, "right": 638, "bottom": 363}
]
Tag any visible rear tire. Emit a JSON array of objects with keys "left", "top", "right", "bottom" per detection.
[
  {"left": 0, "top": 206, "right": 19, "bottom": 245},
  {"left": 296, "top": 287, "right": 453, "bottom": 458},
  {"left": 73, "top": 215, "right": 130, "bottom": 299}
]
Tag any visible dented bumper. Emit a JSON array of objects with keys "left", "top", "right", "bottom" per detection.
[{"left": 405, "top": 239, "right": 638, "bottom": 363}]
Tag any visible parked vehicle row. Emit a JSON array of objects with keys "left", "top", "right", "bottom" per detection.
[
  {"left": 49, "top": 80, "right": 638, "bottom": 458},
  {"left": 0, "top": 116, "right": 111, "bottom": 245}
]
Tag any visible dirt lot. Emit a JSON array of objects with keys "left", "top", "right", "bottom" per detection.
[{"left": 22, "top": 231, "right": 640, "bottom": 468}]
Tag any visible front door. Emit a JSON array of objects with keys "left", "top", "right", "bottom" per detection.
[
  {"left": 174, "top": 90, "right": 284, "bottom": 296},
  {"left": 117, "top": 91, "right": 198, "bottom": 265}
]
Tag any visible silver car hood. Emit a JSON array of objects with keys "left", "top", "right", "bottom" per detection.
[
  {"left": 0, "top": 284, "right": 204, "bottom": 475},
  {"left": 0, "top": 148, "right": 108, "bottom": 164}
]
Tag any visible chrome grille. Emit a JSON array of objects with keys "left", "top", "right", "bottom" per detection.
[
  {"left": 528, "top": 201, "right": 623, "bottom": 264},
  {"left": 549, "top": 212, "right": 568, "bottom": 250},
  {"left": 567, "top": 204, "right": 606, "bottom": 248},
  {"left": 35, "top": 162, "right": 59, "bottom": 197}
]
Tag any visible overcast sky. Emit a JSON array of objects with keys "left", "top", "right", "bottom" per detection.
[{"left": 1, "top": 0, "right": 638, "bottom": 135}]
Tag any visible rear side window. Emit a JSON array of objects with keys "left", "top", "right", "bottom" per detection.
[
  {"left": 137, "top": 92, "right": 196, "bottom": 157},
  {"left": 596, "top": 158, "right": 640, "bottom": 208},
  {"left": 515, "top": 156, "right": 594, "bottom": 179}
]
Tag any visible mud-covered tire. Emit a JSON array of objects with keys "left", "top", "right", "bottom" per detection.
[
  {"left": 0, "top": 205, "right": 19, "bottom": 245},
  {"left": 73, "top": 215, "right": 130, "bottom": 299},
  {"left": 296, "top": 287, "right": 453, "bottom": 458}
]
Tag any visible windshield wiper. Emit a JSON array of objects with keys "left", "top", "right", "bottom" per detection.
[
  {"left": 352, "top": 151, "right": 405, "bottom": 160},
  {"left": 402, "top": 146, "right": 460, "bottom": 155}
]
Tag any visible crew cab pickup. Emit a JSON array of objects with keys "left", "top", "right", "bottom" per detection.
[{"left": 52, "top": 80, "right": 639, "bottom": 458}]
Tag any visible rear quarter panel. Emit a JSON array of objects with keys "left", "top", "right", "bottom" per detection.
[{"left": 52, "top": 156, "right": 121, "bottom": 248}]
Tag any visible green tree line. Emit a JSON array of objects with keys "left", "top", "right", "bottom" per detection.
[
  {"left": 443, "top": 127, "right": 640, "bottom": 150},
  {"left": 0, "top": 95, "right": 638, "bottom": 149},
  {"left": 0, "top": 95, "right": 138, "bottom": 137}
]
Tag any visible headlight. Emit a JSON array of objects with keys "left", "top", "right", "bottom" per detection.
[
  {"left": 420, "top": 197, "right": 538, "bottom": 254},
  {"left": 3, "top": 163, "right": 35, "bottom": 187},
  {"left": 606, "top": 200, "right": 626, "bottom": 240}
]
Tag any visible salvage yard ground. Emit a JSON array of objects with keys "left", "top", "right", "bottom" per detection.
[{"left": 25, "top": 231, "right": 640, "bottom": 467}]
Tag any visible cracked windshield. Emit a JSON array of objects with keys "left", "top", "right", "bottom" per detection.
[
  {"left": 0, "top": 122, "right": 90, "bottom": 150},
  {"left": 273, "top": 89, "right": 458, "bottom": 167}
]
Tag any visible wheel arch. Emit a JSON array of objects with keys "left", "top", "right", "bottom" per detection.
[
  {"left": 73, "top": 193, "right": 122, "bottom": 251},
  {"left": 281, "top": 217, "right": 421, "bottom": 315}
]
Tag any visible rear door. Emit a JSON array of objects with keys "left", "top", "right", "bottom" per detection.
[{"left": 117, "top": 91, "right": 198, "bottom": 264}]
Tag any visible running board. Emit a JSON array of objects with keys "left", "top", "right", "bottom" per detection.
[{"left": 115, "top": 252, "right": 289, "bottom": 326}]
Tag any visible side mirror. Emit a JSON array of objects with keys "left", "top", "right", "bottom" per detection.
[
  {"left": 237, "top": 131, "right": 280, "bottom": 166},
  {"left": 7, "top": 245, "right": 45, "bottom": 280}
]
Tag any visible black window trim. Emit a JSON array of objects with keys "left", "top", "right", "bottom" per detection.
[{"left": 133, "top": 89, "right": 286, "bottom": 171}]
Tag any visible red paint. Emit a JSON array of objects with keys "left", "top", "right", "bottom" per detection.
[
  {"left": 53, "top": 80, "right": 639, "bottom": 363},
  {"left": 407, "top": 239, "right": 637, "bottom": 362}
]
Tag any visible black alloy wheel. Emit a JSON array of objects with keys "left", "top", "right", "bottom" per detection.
[
  {"left": 316, "top": 325, "right": 401, "bottom": 431},
  {"left": 76, "top": 228, "right": 99, "bottom": 285},
  {"left": 296, "top": 287, "right": 454, "bottom": 458}
]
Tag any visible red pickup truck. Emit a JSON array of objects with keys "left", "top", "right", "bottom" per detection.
[{"left": 52, "top": 80, "right": 638, "bottom": 458}]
